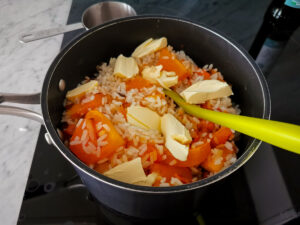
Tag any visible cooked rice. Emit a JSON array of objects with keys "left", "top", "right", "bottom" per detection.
[
  {"left": 225, "top": 142, "right": 233, "bottom": 151},
  {"left": 170, "top": 177, "right": 183, "bottom": 186},
  {"left": 169, "top": 159, "right": 177, "bottom": 166},
  {"left": 191, "top": 140, "right": 204, "bottom": 148},
  {"left": 97, "top": 158, "right": 108, "bottom": 164},
  {"left": 76, "top": 119, "right": 83, "bottom": 127},
  {"left": 96, "top": 122, "right": 103, "bottom": 131},
  {"left": 82, "top": 120, "right": 86, "bottom": 129}
]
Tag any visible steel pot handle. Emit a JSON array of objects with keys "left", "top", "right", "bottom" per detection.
[
  {"left": 19, "top": 23, "right": 83, "bottom": 43},
  {"left": 0, "top": 93, "right": 43, "bottom": 124},
  {"left": 0, "top": 92, "right": 40, "bottom": 104}
]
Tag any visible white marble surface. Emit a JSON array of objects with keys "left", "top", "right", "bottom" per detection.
[{"left": 0, "top": 0, "right": 72, "bottom": 224}]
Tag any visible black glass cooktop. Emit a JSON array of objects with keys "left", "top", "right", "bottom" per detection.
[{"left": 17, "top": 0, "right": 300, "bottom": 224}]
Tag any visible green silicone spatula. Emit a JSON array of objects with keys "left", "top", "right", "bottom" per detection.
[{"left": 164, "top": 89, "right": 300, "bottom": 154}]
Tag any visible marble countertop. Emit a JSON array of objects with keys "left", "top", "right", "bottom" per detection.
[{"left": 0, "top": 0, "right": 71, "bottom": 224}]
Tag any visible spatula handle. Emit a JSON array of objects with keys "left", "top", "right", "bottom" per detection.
[
  {"left": 165, "top": 89, "right": 300, "bottom": 154},
  {"left": 19, "top": 23, "right": 83, "bottom": 43}
]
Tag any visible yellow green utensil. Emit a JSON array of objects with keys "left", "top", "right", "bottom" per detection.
[{"left": 164, "top": 89, "right": 300, "bottom": 154}]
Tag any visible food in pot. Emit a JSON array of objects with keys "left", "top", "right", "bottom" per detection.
[{"left": 61, "top": 37, "right": 240, "bottom": 187}]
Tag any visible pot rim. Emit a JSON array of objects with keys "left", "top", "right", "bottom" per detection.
[{"left": 41, "top": 15, "right": 271, "bottom": 194}]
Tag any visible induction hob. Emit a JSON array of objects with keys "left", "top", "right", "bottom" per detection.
[{"left": 17, "top": 1, "right": 300, "bottom": 224}]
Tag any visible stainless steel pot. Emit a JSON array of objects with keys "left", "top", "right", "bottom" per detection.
[
  {"left": 0, "top": 16, "right": 270, "bottom": 219},
  {"left": 19, "top": 1, "right": 136, "bottom": 43}
]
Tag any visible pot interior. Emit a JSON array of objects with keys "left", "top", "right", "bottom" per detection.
[{"left": 43, "top": 16, "right": 269, "bottom": 190}]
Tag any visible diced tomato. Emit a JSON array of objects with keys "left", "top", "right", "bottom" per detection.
[
  {"left": 66, "top": 94, "right": 111, "bottom": 119},
  {"left": 201, "top": 149, "right": 224, "bottom": 173},
  {"left": 211, "top": 127, "right": 232, "bottom": 147},
  {"left": 202, "top": 143, "right": 236, "bottom": 173},
  {"left": 177, "top": 142, "right": 211, "bottom": 167},
  {"left": 139, "top": 143, "right": 162, "bottom": 163},
  {"left": 162, "top": 142, "right": 210, "bottom": 167},
  {"left": 200, "top": 101, "right": 213, "bottom": 110},
  {"left": 125, "top": 76, "right": 153, "bottom": 91},
  {"left": 199, "top": 120, "right": 215, "bottom": 132},
  {"left": 94, "top": 161, "right": 110, "bottom": 173},
  {"left": 149, "top": 163, "right": 192, "bottom": 184},
  {"left": 69, "top": 118, "right": 99, "bottom": 165},
  {"left": 116, "top": 105, "right": 127, "bottom": 119},
  {"left": 85, "top": 110, "right": 125, "bottom": 159}
]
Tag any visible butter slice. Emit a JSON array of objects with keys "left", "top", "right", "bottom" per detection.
[
  {"left": 66, "top": 80, "right": 98, "bottom": 101},
  {"left": 134, "top": 173, "right": 158, "bottom": 186},
  {"left": 180, "top": 80, "right": 233, "bottom": 104},
  {"left": 132, "top": 37, "right": 167, "bottom": 58},
  {"left": 161, "top": 114, "right": 192, "bottom": 144},
  {"left": 113, "top": 54, "right": 139, "bottom": 79},
  {"left": 161, "top": 113, "right": 192, "bottom": 161},
  {"left": 127, "top": 106, "right": 161, "bottom": 131},
  {"left": 103, "top": 157, "right": 156, "bottom": 186},
  {"left": 165, "top": 137, "right": 189, "bottom": 161},
  {"left": 157, "top": 71, "right": 178, "bottom": 89},
  {"left": 142, "top": 65, "right": 178, "bottom": 89},
  {"left": 142, "top": 65, "right": 162, "bottom": 84}
]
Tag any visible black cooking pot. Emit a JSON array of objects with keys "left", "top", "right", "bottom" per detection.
[{"left": 0, "top": 16, "right": 270, "bottom": 218}]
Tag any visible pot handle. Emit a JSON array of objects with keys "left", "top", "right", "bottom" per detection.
[
  {"left": 19, "top": 23, "right": 83, "bottom": 43},
  {"left": 0, "top": 93, "right": 43, "bottom": 124},
  {"left": 0, "top": 93, "right": 40, "bottom": 104}
]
